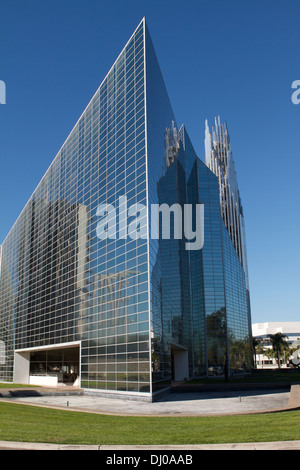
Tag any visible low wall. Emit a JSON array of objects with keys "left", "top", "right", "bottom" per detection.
[{"left": 29, "top": 375, "right": 58, "bottom": 387}]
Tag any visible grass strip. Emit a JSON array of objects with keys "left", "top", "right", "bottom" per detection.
[
  {"left": 0, "top": 402, "right": 299, "bottom": 445},
  {"left": 0, "top": 383, "right": 38, "bottom": 389}
]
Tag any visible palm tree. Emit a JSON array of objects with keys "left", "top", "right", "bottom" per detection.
[
  {"left": 267, "top": 333, "right": 289, "bottom": 369},
  {"left": 254, "top": 338, "right": 267, "bottom": 368},
  {"left": 252, "top": 337, "right": 264, "bottom": 368}
]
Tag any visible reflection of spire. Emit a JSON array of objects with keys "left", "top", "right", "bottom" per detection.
[
  {"left": 204, "top": 119, "right": 211, "bottom": 167},
  {"left": 204, "top": 117, "right": 249, "bottom": 290},
  {"left": 165, "top": 121, "right": 179, "bottom": 168}
]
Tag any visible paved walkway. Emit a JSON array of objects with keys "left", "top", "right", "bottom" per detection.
[
  {"left": 1, "top": 384, "right": 300, "bottom": 416},
  {"left": 0, "top": 388, "right": 294, "bottom": 416}
]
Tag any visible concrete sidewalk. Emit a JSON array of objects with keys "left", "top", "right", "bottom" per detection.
[
  {"left": 1, "top": 440, "right": 300, "bottom": 450},
  {"left": 0, "top": 387, "right": 297, "bottom": 416}
]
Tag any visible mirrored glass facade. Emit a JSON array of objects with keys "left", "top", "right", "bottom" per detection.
[{"left": 0, "top": 18, "right": 252, "bottom": 399}]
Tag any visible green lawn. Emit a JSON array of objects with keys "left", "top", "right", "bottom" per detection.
[
  {"left": 0, "top": 383, "right": 38, "bottom": 389},
  {"left": 0, "top": 402, "right": 299, "bottom": 445},
  {"left": 187, "top": 371, "right": 300, "bottom": 384}
]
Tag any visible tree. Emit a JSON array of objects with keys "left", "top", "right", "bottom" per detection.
[
  {"left": 252, "top": 337, "right": 266, "bottom": 368},
  {"left": 267, "top": 333, "right": 289, "bottom": 369}
]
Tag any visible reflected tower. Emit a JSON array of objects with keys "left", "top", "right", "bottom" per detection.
[{"left": 204, "top": 117, "right": 252, "bottom": 344}]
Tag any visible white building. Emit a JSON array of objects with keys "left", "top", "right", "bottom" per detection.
[{"left": 252, "top": 322, "right": 300, "bottom": 368}]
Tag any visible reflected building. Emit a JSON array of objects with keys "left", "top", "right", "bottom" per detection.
[
  {"left": 152, "top": 121, "right": 252, "bottom": 386},
  {"left": 13, "top": 198, "right": 90, "bottom": 350},
  {"left": 204, "top": 117, "right": 252, "bottom": 355},
  {"left": 0, "top": 19, "right": 252, "bottom": 399}
]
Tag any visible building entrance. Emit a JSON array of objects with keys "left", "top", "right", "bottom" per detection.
[
  {"left": 171, "top": 343, "right": 189, "bottom": 382},
  {"left": 14, "top": 342, "right": 80, "bottom": 387},
  {"left": 30, "top": 346, "right": 79, "bottom": 385}
]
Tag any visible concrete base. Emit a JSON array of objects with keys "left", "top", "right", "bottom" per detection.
[{"left": 84, "top": 386, "right": 170, "bottom": 403}]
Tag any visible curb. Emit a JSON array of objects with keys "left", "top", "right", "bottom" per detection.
[{"left": 1, "top": 440, "right": 300, "bottom": 450}]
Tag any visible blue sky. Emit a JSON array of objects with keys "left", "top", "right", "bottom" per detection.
[{"left": 0, "top": 0, "right": 299, "bottom": 324}]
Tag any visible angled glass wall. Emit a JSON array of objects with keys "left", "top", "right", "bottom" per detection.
[
  {"left": 144, "top": 23, "right": 179, "bottom": 392},
  {"left": 0, "top": 20, "right": 151, "bottom": 394}
]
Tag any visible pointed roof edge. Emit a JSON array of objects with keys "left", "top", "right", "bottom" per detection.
[{"left": 1, "top": 18, "right": 147, "bottom": 247}]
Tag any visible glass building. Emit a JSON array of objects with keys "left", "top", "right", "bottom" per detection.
[{"left": 0, "top": 19, "right": 252, "bottom": 400}]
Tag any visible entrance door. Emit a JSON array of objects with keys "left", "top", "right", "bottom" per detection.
[
  {"left": 171, "top": 343, "right": 189, "bottom": 382},
  {"left": 30, "top": 346, "right": 79, "bottom": 384}
]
